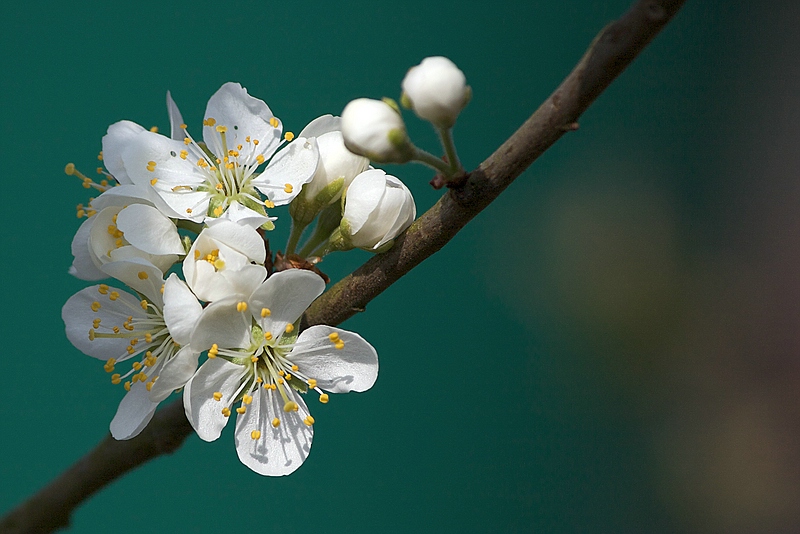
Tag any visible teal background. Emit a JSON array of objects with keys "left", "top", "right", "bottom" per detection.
[{"left": 3, "top": 1, "right": 800, "bottom": 532}]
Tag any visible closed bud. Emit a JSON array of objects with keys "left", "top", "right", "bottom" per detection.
[
  {"left": 340, "top": 169, "right": 416, "bottom": 251},
  {"left": 341, "top": 98, "right": 414, "bottom": 163},
  {"left": 401, "top": 56, "right": 470, "bottom": 129}
]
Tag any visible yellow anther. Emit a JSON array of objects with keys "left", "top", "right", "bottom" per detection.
[
  {"left": 307, "top": 379, "right": 317, "bottom": 389},
  {"left": 242, "top": 394, "right": 253, "bottom": 405},
  {"left": 93, "top": 318, "right": 101, "bottom": 328},
  {"left": 256, "top": 377, "right": 263, "bottom": 383},
  {"left": 245, "top": 136, "right": 251, "bottom": 142},
  {"left": 137, "top": 271, "right": 149, "bottom": 280},
  {"left": 97, "top": 151, "right": 103, "bottom": 161},
  {"left": 285, "top": 374, "right": 292, "bottom": 381},
  {"left": 147, "top": 160, "right": 157, "bottom": 169},
  {"left": 179, "top": 149, "right": 188, "bottom": 159},
  {"left": 124, "top": 381, "right": 131, "bottom": 391},
  {"left": 251, "top": 430, "right": 261, "bottom": 440},
  {"left": 283, "top": 183, "right": 293, "bottom": 194},
  {"left": 328, "top": 332, "right": 340, "bottom": 342},
  {"left": 213, "top": 392, "right": 223, "bottom": 401},
  {"left": 179, "top": 123, "right": 187, "bottom": 129},
  {"left": 264, "top": 200, "right": 275, "bottom": 209},
  {"left": 291, "top": 364, "right": 299, "bottom": 372},
  {"left": 109, "top": 291, "right": 119, "bottom": 301},
  {"left": 145, "top": 333, "right": 152, "bottom": 343},
  {"left": 186, "top": 208, "right": 193, "bottom": 214},
  {"left": 82, "top": 179, "right": 92, "bottom": 189},
  {"left": 99, "top": 284, "right": 109, "bottom": 295},
  {"left": 204, "top": 117, "right": 216, "bottom": 127},
  {"left": 269, "top": 117, "right": 279, "bottom": 128},
  {"left": 256, "top": 154, "right": 265, "bottom": 164},
  {"left": 284, "top": 131, "right": 295, "bottom": 142},
  {"left": 103, "top": 358, "right": 116, "bottom": 372},
  {"left": 237, "top": 144, "right": 243, "bottom": 150},
  {"left": 194, "top": 249, "right": 201, "bottom": 260},
  {"left": 111, "top": 374, "right": 121, "bottom": 385},
  {"left": 335, "top": 341, "right": 345, "bottom": 350},
  {"left": 132, "top": 361, "right": 142, "bottom": 371},
  {"left": 215, "top": 158, "right": 221, "bottom": 164},
  {"left": 213, "top": 259, "right": 225, "bottom": 270},
  {"left": 146, "top": 382, "right": 154, "bottom": 391},
  {"left": 253, "top": 139, "right": 259, "bottom": 146},
  {"left": 77, "top": 210, "right": 85, "bottom": 218},
  {"left": 236, "top": 406, "right": 247, "bottom": 415},
  {"left": 100, "top": 180, "right": 108, "bottom": 187},
  {"left": 277, "top": 378, "right": 284, "bottom": 385},
  {"left": 150, "top": 178, "right": 158, "bottom": 186},
  {"left": 222, "top": 407, "right": 231, "bottom": 417},
  {"left": 225, "top": 162, "right": 234, "bottom": 170},
  {"left": 114, "top": 239, "right": 124, "bottom": 248},
  {"left": 141, "top": 299, "right": 148, "bottom": 310},
  {"left": 149, "top": 126, "right": 158, "bottom": 133},
  {"left": 319, "top": 393, "right": 329, "bottom": 404},
  {"left": 91, "top": 301, "right": 101, "bottom": 312},
  {"left": 184, "top": 137, "right": 192, "bottom": 145},
  {"left": 138, "top": 373, "right": 148, "bottom": 382},
  {"left": 278, "top": 369, "right": 285, "bottom": 377},
  {"left": 285, "top": 323, "right": 294, "bottom": 334},
  {"left": 64, "top": 163, "right": 76, "bottom": 175},
  {"left": 213, "top": 206, "right": 223, "bottom": 217},
  {"left": 215, "top": 125, "right": 228, "bottom": 133},
  {"left": 260, "top": 308, "right": 271, "bottom": 318},
  {"left": 283, "top": 401, "right": 299, "bottom": 413},
  {"left": 236, "top": 301, "right": 248, "bottom": 312},
  {"left": 271, "top": 418, "right": 280, "bottom": 428},
  {"left": 303, "top": 415, "right": 315, "bottom": 426},
  {"left": 107, "top": 224, "right": 116, "bottom": 235},
  {"left": 250, "top": 355, "right": 258, "bottom": 363},
  {"left": 215, "top": 183, "right": 224, "bottom": 190},
  {"left": 112, "top": 326, "right": 120, "bottom": 334}
]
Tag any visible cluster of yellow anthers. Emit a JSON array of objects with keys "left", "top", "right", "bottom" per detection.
[
  {"left": 195, "top": 248, "right": 225, "bottom": 271},
  {"left": 87, "top": 284, "right": 168, "bottom": 394},
  {"left": 65, "top": 161, "right": 111, "bottom": 218}
]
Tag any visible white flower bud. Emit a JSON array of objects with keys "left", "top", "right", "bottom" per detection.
[
  {"left": 341, "top": 98, "right": 413, "bottom": 163},
  {"left": 401, "top": 56, "right": 470, "bottom": 129},
  {"left": 340, "top": 169, "right": 416, "bottom": 251},
  {"left": 303, "top": 130, "right": 369, "bottom": 203}
]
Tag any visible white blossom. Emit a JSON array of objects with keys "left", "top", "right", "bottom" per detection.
[
  {"left": 341, "top": 98, "right": 413, "bottom": 163},
  {"left": 401, "top": 56, "right": 470, "bottom": 129}
]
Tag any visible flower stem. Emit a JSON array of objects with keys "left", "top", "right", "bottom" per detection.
[
  {"left": 438, "top": 127, "right": 463, "bottom": 175},
  {"left": 411, "top": 147, "right": 456, "bottom": 177},
  {"left": 285, "top": 220, "right": 307, "bottom": 256}
]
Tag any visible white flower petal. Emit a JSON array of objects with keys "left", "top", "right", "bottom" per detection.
[
  {"left": 293, "top": 326, "right": 378, "bottom": 393},
  {"left": 234, "top": 386, "right": 313, "bottom": 476},
  {"left": 69, "top": 217, "right": 106, "bottom": 281},
  {"left": 343, "top": 169, "right": 387, "bottom": 234},
  {"left": 184, "top": 358, "right": 246, "bottom": 442},
  {"left": 203, "top": 82, "right": 282, "bottom": 166},
  {"left": 100, "top": 258, "right": 164, "bottom": 309},
  {"left": 163, "top": 273, "right": 202, "bottom": 345},
  {"left": 110, "top": 380, "right": 159, "bottom": 440},
  {"left": 203, "top": 220, "right": 266, "bottom": 264},
  {"left": 207, "top": 201, "right": 272, "bottom": 229},
  {"left": 252, "top": 137, "right": 319, "bottom": 206},
  {"left": 102, "top": 120, "right": 147, "bottom": 185},
  {"left": 190, "top": 297, "right": 252, "bottom": 351},
  {"left": 116, "top": 204, "right": 184, "bottom": 255},
  {"left": 250, "top": 270, "right": 326, "bottom": 337},
  {"left": 149, "top": 346, "right": 200, "bottom": 402},
  {"left": 166, "top": 90, "right": 186, "bottom": 142},
  {"left": 298, "top": 114, "right": 341, "bottom": 139},
  {"left": 63, "top": 285, "right": 148, "bottom": 360}
]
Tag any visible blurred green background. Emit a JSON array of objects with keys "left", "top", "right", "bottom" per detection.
[{"left": 3, "top": 1, "right": 799, "bottom": 532}]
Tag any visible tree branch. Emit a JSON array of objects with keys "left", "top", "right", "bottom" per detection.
[{"left": 0, "top": 1, "right": 685, "bottom": 531}]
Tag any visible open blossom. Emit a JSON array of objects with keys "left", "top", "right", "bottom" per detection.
[
  {"left": 401, "top": 56, "right": 470, "bottom": 129},
  {"left": 183, "top": 269, "right": 378, "bottom": 476},
  {"left": 119, "top": 82, "right": 320, "bottom": 223},
  {"left": 63, "top": 271, "right": 202, "bottom": 439},
  {"left": 339, "top": 169, "right": 416, "bottom": 250}
]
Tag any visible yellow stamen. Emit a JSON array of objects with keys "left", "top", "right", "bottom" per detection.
[
  {"left": 236, "top": 301, "right": 248, "bottom": 312},
  {"left": 285, "top": 323, "right": 294, "bottom": 334},
  {"left": 319, "top": 394, "right": 329, "bottom": 404},
  {"left": 283, "top": 183, "right": 293, "bottom": 194},
  {"left": 261, "top": 308, "right": 271, "bottom": 317},
  {"left": 307, "top": 379, "right": 317, "bottom": 389},
  {"left": 236, "top": 406, "right": 247, "bottom": 415},
  {"left": 242, "top": 394, "right": 253, "bottom": 405},
  {"left": 272, "top": 418, "right": 280, "bottom": 428},
  {"left": 283, "top": 401, "right": 299, "bottom": 413},
  {"left": 251, "top": 430, "right": 261, "bottom": 440},
  {"left": 137, "top": 271, "right": 148, "bottom": 280},
  {"left": 269, "top": 117, "right": 279, "bottom": 128},
  {"left": 221, "top": 407, "right": 231, "bottom": 417},
  {"left": 303, "top": 415, "right": 315, "bottom": 426},
  {"left": 111, "top": 374, "right": 121, "bottom": 385},
  {"left": 213, "top": 392, "right": 223, "bottom": 401}
]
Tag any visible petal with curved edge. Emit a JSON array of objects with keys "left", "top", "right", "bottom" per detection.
[
  {"left": 298, "top": 114, "right": 341, "bottom": 139},
  {"left": 234, "top": 385, "right": 313, "bottom": 476},
  {"left": 203, "top": 82, "right": 282, "bottom": 166},
  {"left": 253, "top": 137, "right": 319, "bottom": 206},
  {"left": 102, "top": 120, "right": 147, "bottom": 185},
  {"left": 110, "top": 379, "right": 160, "bottom": 440},
  {"left": 163, "top": 273, "right": 202, "bottom": 345},
  {"left": 207, "top": 201, "right": 272, "bottom": 229},
  {"left": 101, "top": 257, "right": 164, "bottom": 309},
  {"left": 63, "top": 285, "right": 152, "bottom": 360},
  {"left": 249, "top": 270, "right": 325, "bottom": 337},
  {"left": 184, "top": 358, "right": 246, "bottom": 442},
  {"left": 166, "top": 90, "right": 186, "bottom": 142},
  {"left": 69, "top": 217, "right": 106, "bottom": 280},
  {"left": 149, "top": 346, "right": 200, "bottom": 402},
  {"left": 190, "top": 296, "right": 252, "bottom": 351},
  {"left": 342, "top": 169, "right": 387, "bottom": 234},
  {"left": 203, "top": 220, "right": 266, "bottom": 264},
  {"left": 116, "top": 204, "right": 184, "bottom": 255},
  {"left": 292, "top": 326, "right": 379, "bottom": 393}
]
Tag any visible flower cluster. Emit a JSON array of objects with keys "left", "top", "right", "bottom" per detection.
[{"left": 62, "top": 82, "right": 417, "bottom": 475}]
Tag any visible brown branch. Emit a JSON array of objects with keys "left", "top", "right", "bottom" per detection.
[{"left": 0, "top": 1, "right": 685, "bottom": 531}]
